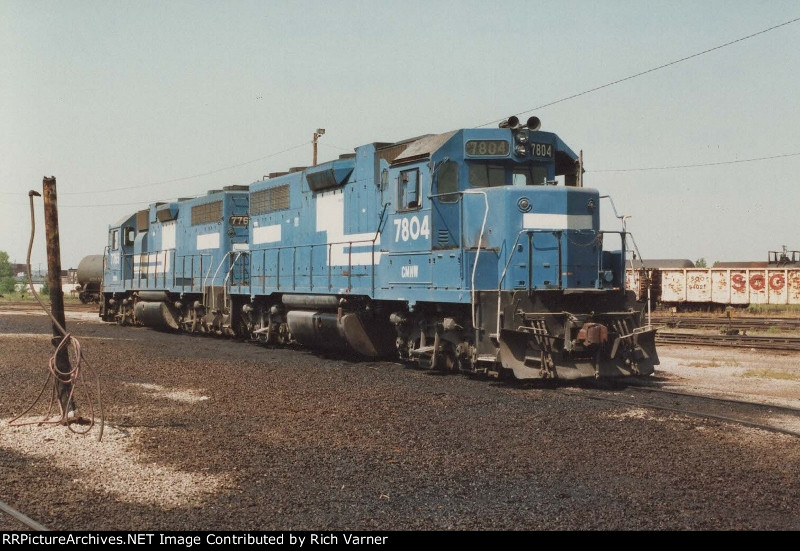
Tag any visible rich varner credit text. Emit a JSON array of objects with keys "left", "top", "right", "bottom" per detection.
[{"left": 3, "top": 533, "right": 388, "bottom": 546}]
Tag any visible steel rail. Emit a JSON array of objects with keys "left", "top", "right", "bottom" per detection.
[
  {"left": 652, "top": 316, "right": 800, "bottom": 330},
  {"left": 622, "top": 384, "right": 800, "bottom": 415},
  {"left": 556, "top": 389, "right": 800, "bottom": 439},
  {"left": 656, "top": 332, "right": 800, "bottom": 351}
]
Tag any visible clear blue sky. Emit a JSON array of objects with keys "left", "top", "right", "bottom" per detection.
[{"left": 1, "top": 0, "right": 798, "bottom": 269}]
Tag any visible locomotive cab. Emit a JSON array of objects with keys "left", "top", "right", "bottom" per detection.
[{"left": 391, "top": 118, "right": 657, "bottom": 378}]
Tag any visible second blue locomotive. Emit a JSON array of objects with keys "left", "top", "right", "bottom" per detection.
[{"left": 94, "top": 116, "right": 658, "bottom": 379}]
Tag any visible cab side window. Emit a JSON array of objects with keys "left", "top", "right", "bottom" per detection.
[
  {"left": 437, "top": 161, "right": 459, "bottom": 203},
  {"left": 398, "top": 169, "right": 420, "bottom": 211},
  {"left": 123, "top": 227, "right": 135, "bottom": 246}
]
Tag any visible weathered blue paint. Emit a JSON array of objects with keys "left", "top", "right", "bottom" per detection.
[
  {"left": 103, "top": 189, "right": 249, "bottom": 296},
  {"left": 96, "top": 122, "right": 657, "bottom": 379}
]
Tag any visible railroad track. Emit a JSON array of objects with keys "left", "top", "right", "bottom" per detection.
[
  {"left": 0, "top": 301, "right": 97, "bottom": 314},
  {"left": 652, "top": 315, "right": 800, "bottom": 331},
  {"left": 655, "top": 331, "right": 800, "bottom": 351},
  {"left": 559, "top": 384, "right": 800, "bottom": 438}
]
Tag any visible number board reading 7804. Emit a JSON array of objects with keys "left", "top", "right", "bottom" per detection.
[
  {"left": 464, "top": 140, "right": 553, "bottom": 158},
  {"left": 464, "top": 140, "right": 509, "bottom": 156},
  {"left": 529, "top": 142, "right": 553, "bottom": 158}
]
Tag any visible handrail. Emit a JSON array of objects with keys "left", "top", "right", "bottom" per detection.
[
  {"left": 206, "top": 254, "right": 229, "bottom": 310},
  {"left": 102, "top": 245, "right": 117, "bottom": 282},
  {"left": 461, "top": 190, "right": 489, "bottom": 330},
  {"left": 223, "top": 251, "right": 244, "bottom": 312},
  {"left": 249, "top": 234, "right": 382, "bottom": 293},
  {"left": 496, "top": 230, "right": 530, "bottom": 336},
  {"left": 494, "top": 228, "right": 567, "bottom": 336},
  {"left": 177, "top": 252, "right": 212, "bottom": 293},
  {"left": 493, "top": 228, "right": 636, "bottom": 335},
  {"left": 122, "top": 250, "right": 217, "bottom": 292}
]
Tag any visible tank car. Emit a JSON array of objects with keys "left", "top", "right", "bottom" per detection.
[
  {"left": 94, "top": 117, "right": 659, "bottom": 380},
  {"left": 76, "top": 254, "right": 103, "bottom": 303}
]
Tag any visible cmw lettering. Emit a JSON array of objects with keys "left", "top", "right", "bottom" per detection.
[{"left": 401, "top": 265, "right": 419, "bottom": 278}]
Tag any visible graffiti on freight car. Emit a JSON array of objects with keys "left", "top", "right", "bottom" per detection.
[
  {"left": 730, "top": 273, "right": 783, "bottom": 292},
  {"left": 731, "top": 273, "right": 746, "bottom": 293},
  {"left": 687, "top": 274, "right": 707, "bottom": 291},
  {"left": 750, "top": 274, "right": 766, "bottom": 291},
  {"left": 627, "top": 267, "right": 800, "bottom": 305},
  {"left": 789, "top": 272, "right": 800, "bottom": 301},
  {"left": 769, "top": 273, "right": 785, "bottom": 291}
]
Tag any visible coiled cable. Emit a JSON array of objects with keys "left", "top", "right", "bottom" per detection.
[{"left": 8, "top": 191, "right": 104, "bottom": 440}]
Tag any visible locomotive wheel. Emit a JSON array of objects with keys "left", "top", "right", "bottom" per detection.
[{"left": 436, "top": 347, "right": 460, "bottom": 373}]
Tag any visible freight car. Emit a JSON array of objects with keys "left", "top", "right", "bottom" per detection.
[
  {"left": 75, "top": 254, "right": 103, "bottom": 303},
  {"left": 626, "top": 248, "right": 800, "bottom": 311},
  {"left": 91, "top": 117, "right": 659, "bottom": 380}
]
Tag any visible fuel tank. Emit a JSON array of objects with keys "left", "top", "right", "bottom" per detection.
[{"left": 286, "top": 310, "right": 395, "bottom": 357}]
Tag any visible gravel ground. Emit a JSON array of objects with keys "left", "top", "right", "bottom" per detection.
[
  {"left": 1, "top": 304, "right": 799, "bottom": 531},
  {"left": 657, "top": 349, "right": 800, "bottom": 405}
]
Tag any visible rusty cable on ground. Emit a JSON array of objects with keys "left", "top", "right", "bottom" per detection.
[
  {"left": 0, "top": 499, "right": 50, "bottom": 531},
  {"left": 8, "top": 191, "right": 104, "bottom": 441}
]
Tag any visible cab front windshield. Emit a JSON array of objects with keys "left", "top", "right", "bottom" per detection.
[{"left": 468, "top": 163, "right": 548, "bottom": 187}]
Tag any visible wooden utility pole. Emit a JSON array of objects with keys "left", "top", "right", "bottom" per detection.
[{"left": 42, "top": 176, "right": 73, "bottom": 416}]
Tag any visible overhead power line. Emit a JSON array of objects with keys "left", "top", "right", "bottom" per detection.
[
  {"left": 3, "top": 16, "right": 798, "bottom": 205},
  {"left": 0, "top": 196, "right": 198, "bottom": 209},
  {"left": 318, "top": 142, "right": 354, "bottom": 152},
  {"left": 588, "top": 151, "right": 800, "bottom": 173},
  {"left": 1, "top": 149, "right": 798, "bottom": 209},
  {"left": 480, "top": 15, "right": 800, "bottom": 127},
  {"left": 59, "top": 141, "right": 311, "bottom": 196}
]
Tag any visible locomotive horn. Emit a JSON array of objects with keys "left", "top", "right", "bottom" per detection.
[
  {"left": 498, "top": 116, "right": 520, "bottom": 129},
  {"left": 525, "top": 116, "right": 541, "bottom": 131}
]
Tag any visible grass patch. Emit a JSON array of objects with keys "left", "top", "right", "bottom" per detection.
[
  {"left": 0, "top": 291, "right": 82, "bottom": 304},
  {"left": 686, "top": 358, "right": 741, "bottom": 368},
  {"left": 745, "top": 304, "right": 800, "bottom": 316},
  {"left": 740, "top": 369, "right": 800, "bottom": 381}
]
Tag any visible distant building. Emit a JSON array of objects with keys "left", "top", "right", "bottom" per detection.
[
  {"left": 61, "top": 268, "right": 78, "bottom": 285},
  {"left": 10, "top": 263, "right": 78, "bottom": 291}
]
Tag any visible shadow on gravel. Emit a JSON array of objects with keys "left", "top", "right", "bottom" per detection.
[{"left": 487, "top": 373, "right": 674, "bottom": 394}]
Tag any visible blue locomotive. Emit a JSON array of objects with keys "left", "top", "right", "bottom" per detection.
[{"left": 93, "top": 116, "right": 658, "bottom": 379}]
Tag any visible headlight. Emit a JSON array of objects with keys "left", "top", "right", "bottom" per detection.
[
  {"left": 514, "top": 131, "right": 529, "bottom": 144},
  {"left": 514, "top": 144, "right": 527, "bottom": 156}
]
